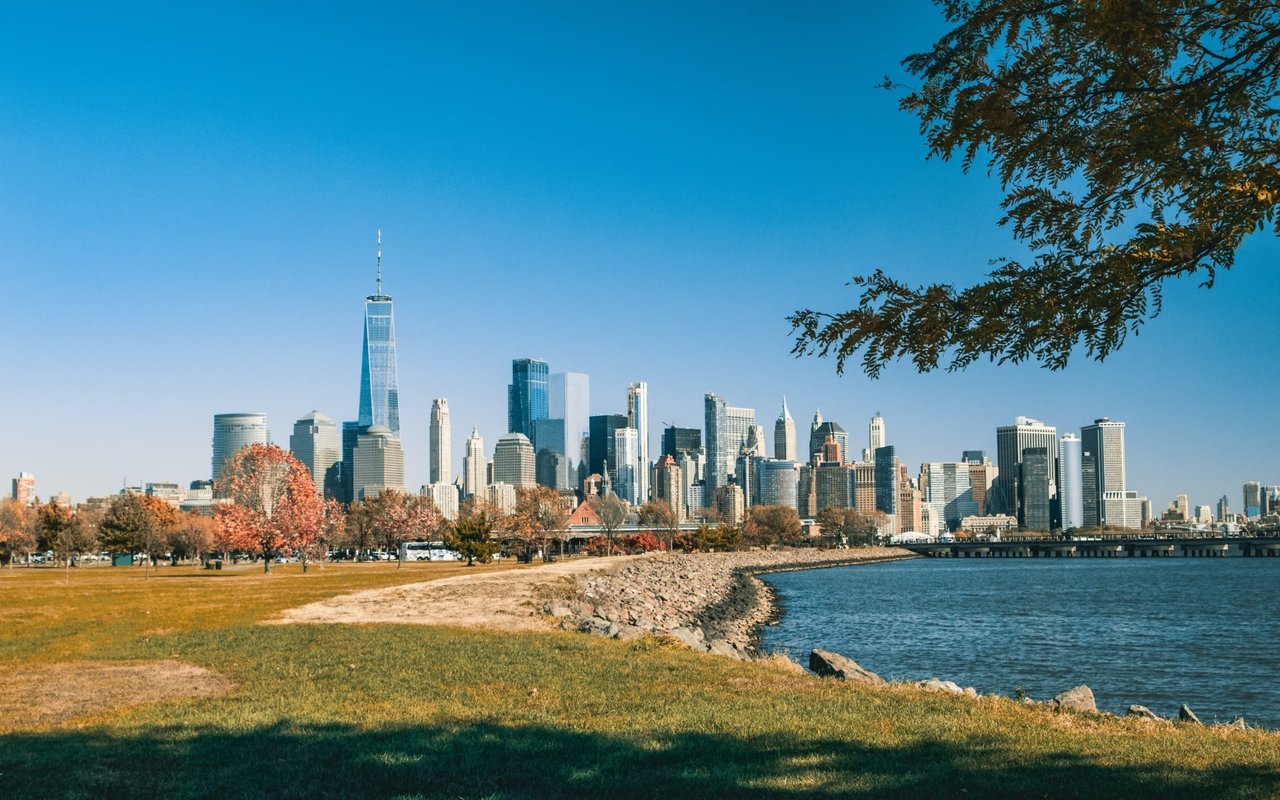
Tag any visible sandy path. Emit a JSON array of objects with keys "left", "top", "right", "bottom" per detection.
[{"left": 272, "top": 556, "right": 639, "bottom": 631}]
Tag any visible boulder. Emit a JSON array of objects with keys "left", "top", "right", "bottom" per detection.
[
  {"left": 1126, "top": 705, "right": 1164, "bottom": 722},
  {"left": 665, "top": 627, "right": 704, "bottom": 650},
  {"left": 917, "top": 678, "right": 964, "bottom": 694},
  {"left": 1228, "top": 716, "right": 1247, "bottom": 730},
  {"left": 612, "top": 624, "right": 646, "bottom": 642},
  {"left": 808, "top": 649, "right": 886, "bottom": 685},
  {"left": 1179, "top": 704, "right": 1202, "bottom": 725},
  {"left": 546, "top": 605, "right": 574, "bottom": 619},
  {"left": 707, "top": 638, "right": 744, "bottom": 659},
  {"left": 1052, "top": 685, "right": 1097, "bottom": 713}
]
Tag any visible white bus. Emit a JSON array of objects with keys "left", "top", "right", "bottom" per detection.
[{"left": 398, "top": 541, "right": 461, "bottom": 562}]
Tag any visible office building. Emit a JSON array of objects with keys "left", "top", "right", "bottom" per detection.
[
  {"left": 921, "top": 462, "right": 978, "bottom": 531},
  {"left": 212, "top": 413, "right": 268, "bottom": 482},
  {"left": 422, "top": 482, "right": 460, "bottom": 520},
  {"left": 463, "top": 428, "right": 486, "bottom": 498},
  {"left": 809, "top": 419, "right": 850, "bottom": 464},
  {"left": 1081, "top": 418, "right": 1126, "bottom": 528},
  {"left": 868, "top": 413, "right": 885, "bottom": 453},
  {"left": 1104, "top": 491, "right": 1145, "bottom": 530},
  {"left": 662, "top": 426, "right": 701, "bottom": 458},
  {"left": 967, "top": 459, "right": 997, "bottom": 515},
  {"left": 756, "top": 459, "right": 799, "bottom": 509},
  {"left": 532, "top": 417, "right": 566, "bottom": 462},
  {"left": 1217, "top": 495, "right": 1231, "bottom": 522},
  {"left": 549, "top": 372, "right": 589, "bottom": 474},
  {"left": 994, "top": 417, "right": 1059, "bottom": 526},
  {"left": 429, "top": 398, "right": 451, "bottom": 485},
  {"left": 1058, "top": 433, "right": 1083, "bottom": 530},
  {"left": 704, "top": 394, "right": 755, "bottom": 497},
  {"left": 535, "top": 448, "right": 568, "bottom": 491},
  {"left": 627, "top": 382, "right": 649, "bottom": 503},
  {"left": 1021, "top": 447, "right": 1053, "bottom": 531},
  {"left": 1243, "top": 481, "right": 1262, "bottom": 517},
  {"left": 874, "top": 445, "right": 898, "bottom": 531},
  {"left": 352, "top": 424, "right": 406, "bottom": 500},
  {"left": 774, "top": 398, "right": 796, "bottom": 461},
  {"left": 11, "top": 472, "right": 34, "bottom": 505},
  {"left": 613, "top": 427, "right": 640, "bottom": 505},
  {"left": 508, "top": 358, "right": 549, "bottom": 439},
  {"left": 289, "top": 411, "right": 340, "bottom": 498},
  {"left": 357, "top": 231, "right": 400, "bottom": 436},
  {"left": 655, "top": 455, "right": 684, "bottom": 520},
  {"left": 493, "top": 433, "right": 536, "bottom": 489},
  {"left": 962, "top": 450, "right": 986, "bottom": 464},
  {"left": 588, "top": 414, "right": 628, "bottom": 479},
  {"left": 485, "top": 482, "right": 517, "bottom": 514}
]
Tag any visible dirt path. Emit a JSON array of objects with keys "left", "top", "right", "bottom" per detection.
[{"left": 271, "top": 556, "right": 640, "bottom": 631}]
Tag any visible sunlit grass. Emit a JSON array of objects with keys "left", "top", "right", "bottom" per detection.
[{"left": 1, "top": 562, "right": 1277, "bottom": 799}]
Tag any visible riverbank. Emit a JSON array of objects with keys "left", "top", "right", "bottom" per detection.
[{"left": 546, "top": 548, "right": 915, "bottom": 658}]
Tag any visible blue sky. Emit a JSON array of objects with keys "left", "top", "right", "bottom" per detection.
[{"left": 1, "top": 1, "right": 1276, "bottom": 511}]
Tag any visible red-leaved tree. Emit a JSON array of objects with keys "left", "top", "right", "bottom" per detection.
[{"left": 214, "top": 444, "right": 323, "bottom": 573}]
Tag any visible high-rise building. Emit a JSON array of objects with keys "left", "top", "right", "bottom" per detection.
[
  {"left": 661, "top": 426, "right": 701, "bottom": 458},
  {"left": 613, "top": 427, "right": 640, "bottom": 505},
  {"left": 463, "top": 428, "right": 486, "bottom": 498},
  {"left": 422, "top": 482, "right": 460, "bottom": 520},
  {"left": 774, "top": 398, "right": 796, "bottom": 461},
  {"left": 704, "top": 394, "right": 755, "bottom": 496},
  {"left": 1217, "top": 495, "right": 1231, "bottom": 522},
  {"left": 357, "top": 231, "right": 400, "bottom": 436},
  {"left": 289, "top": 411, "right": 340, "bottom": 498},
  {"left": 921, "top": 462, "right": 978, "bottom": 531},
  {"left": 809, "top": 419, "right": 850, "bottom": 464},
  {"left": 340, "top": 421, "right": 369, "bottom": 504},
  {"left": 655, "top": 455, "right": 684, "bottom": 520},
  {"left": 1243, "top": 481, "right": 1262, "bottom": 517},
  {"left": 508, "top": 358, "right": 549, "bottom": 439},
  {"left": 532, "top": 418, "right": 566, "bottom": 464},
  {"left": 588, "top": 414, "right": 628, "bottom": 479},
  {"left": 874, "top": 445, "right": 898, "bottom": 528},
  {"left": 994, "top": 416, "right": 1059, "bottom": 526},
  {"left": 627, "top": 382, "right": 649, "bottom": 503},
  {"left": 1058, "top": 433, "right": 1084, "bottom": 530},
  {"left": 11, "top": 472, "right": 35, "bottom": 505},
  {"left": 212, "top": 413, "right": 268, "bottom": 482},
  {"left": 1081, "top": 418, "right": 1126, "bottom": 528},
  {"left": 535, "top": 447, "right": 568, "bottom": 490},
  {"left": 485, "top": 482, "right": 517, "bottom": 514},
  {"left": 352, "top": 424, "right": 406, "bottom": 500},
  {"left": 429, "top": 398, "right": 451, "bottom": 485},
  {"left": 967, "top": 459, "right": 997, "bottom": 515},
  {"left": 962, "top": 450, "right": 986, "bottom": 464},
  {"left": 549, "top": 372, "right": 589, "bottom": 475},
  {"left": 868, "top": 413, "right": 885, "bottom": 453},
  {"left": 1021, "top": 447, "right": 1053, "bottom": 531},
  {"left": 493, "top": 433, "right": 536, "bottom": 489},
  {"left": 756, "top": 459, "right": 799, "bottom": 509}
]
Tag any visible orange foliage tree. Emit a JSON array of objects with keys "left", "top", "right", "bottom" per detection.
[{"left": 214, "top": 444, "right": 323, "bottom": 573}]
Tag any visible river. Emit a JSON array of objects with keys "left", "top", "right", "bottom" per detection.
[{"left": 757, "top": 556, "right": 1280, "bottom": 728}]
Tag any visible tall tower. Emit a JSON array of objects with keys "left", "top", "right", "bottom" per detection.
[
  {"left": 508, "top": 358, "right": 549, "bottom": 438},
  {"left": 212, "top": 413, "right": 268, "bottom": 482},
  {"left": 1058, "top": 433, "right": 1084, "bottom": 530},
  {"left": 774, "top": 397, "right": 796, "bottom": 460},
  {"left": 463, "top": 428, "right": 486, "bottom": 498},
  {"left": 994, "top": 416, "right": 1059, "bottom": 526},
  {"left": 549, "top": 372, "right": 589, "bottom": 474},
  {"left": 869, "top": 413, "right": 885, "bottom": 453},
  {"left": 1081, "top": 418, "right": 1126, "bottom": 528},
  {"left": 358, "top": 230, "right": 400, "bottom": 435},
  {"left": 493, "top": 433, "right": 536, "bottom": 489},
  {"left": 352, "top": 424, "right": 405, "bottom": 500},
  {"left": 289, "top": 411, "right": 340, "bottom": 498},
  {"left": 430, "top": 398, "right": 451, "bottom": 485},
  {"left": 627, "top": 382, "right": 649, "bottom": 503}
]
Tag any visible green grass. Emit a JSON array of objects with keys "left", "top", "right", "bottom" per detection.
[{"left": 2, "top": 562, "right": 1278, "bottom": 799}]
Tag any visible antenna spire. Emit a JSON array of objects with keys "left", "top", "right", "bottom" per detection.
[{"left": 376, "top": 228, "right": 383, "bottom": 296}]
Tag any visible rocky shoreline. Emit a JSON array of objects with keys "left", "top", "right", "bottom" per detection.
[{"left": 542, "top": 547, "right": 914, "bottom": 659}]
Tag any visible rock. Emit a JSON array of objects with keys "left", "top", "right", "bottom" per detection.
[
  {"left": 666, "top": 627, "right": 704, "bottom": 650},
  {"left": 1052, "top": 685, "right": 1097, "bottom": 713},
  {"left": 612, "top": 624, "right": 646, "bottom": 642},
  {"left": 1179, "top": 704, "right": 1202, "bottom": 725},
  {"left": 1019, "top": 696, "right": 1036, "bottom": 705},
  {"left": 917, "top": 678, "right": 964, "bottom": 694},
  {"left": 1126, "top": 705, "right": 1164, "bottom": 722},
  {"left": 1228, "top": 716, "right": 1247, "bottom": 730},
  {"left": 546, "top": 605, "right": 574, "bottom": 618},
  {"left": 963, "top": 687, "right": 979, "bottom": 698},
  {"left": 707, "top": 639, "right": 743, "bottom": 659},
  {"left": 808, "top": 649, "right": 886, "bottom": 685}
]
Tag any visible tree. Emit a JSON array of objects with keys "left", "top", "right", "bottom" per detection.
[
  {"left": 167, "top": 512, "right": 216, "bottom": 564},
  {"left": 36, "top": 502, "right": 98, "bottom": 580},
  {"left": 0, "top": 499, "right": 36, "bottom": 568},
  {"left": 791, "top": 1, "right": 1280, "bottom": 376},
  {"left": 817, "top": 507, "right": 890, "bottom": 546},
  {"left": 588, "top": 493, "right": 628, "bottom": 556},
  {"left": 743, "top": 505, "right": 804, "bottom": 548},
  {"left": 214, "top": 444, "right": 323, "bottom": 573},
  {"left": 511, "top": 486, "right": 569, "bottom": 562},
  {"left": 367, "top": 490, "right": 434, "bottom": 569},
  {"left": 447, "top": 507, "right": 500, "bottom": 566},
  {"left": 637, "top": 500, "right": 681, "bottom": 551},
  {"left": 99, "top": 493, "right": 180, "bottom": 578}
]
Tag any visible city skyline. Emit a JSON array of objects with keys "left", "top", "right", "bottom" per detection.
[{"left": 1, "top": 2, "right": 1275, "bottom": 509}]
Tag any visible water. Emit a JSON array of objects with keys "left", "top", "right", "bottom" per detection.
[{"left": 758, "top": 557, "right": 1280, "bottom": 728}]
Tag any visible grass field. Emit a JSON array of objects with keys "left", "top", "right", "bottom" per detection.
[{"left": 1, "top": 561, "right": 1278, "bottom": 799}]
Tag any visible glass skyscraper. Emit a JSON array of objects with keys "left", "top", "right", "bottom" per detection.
[
  {"left": 358, "top": 232, "right": 400, "bottom": 436},
  {"left": 508, "top": 358, "right": 549, "bottom": 439}
]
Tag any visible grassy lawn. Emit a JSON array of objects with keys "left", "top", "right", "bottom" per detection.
[{"left": 1, "top": 562, "right": 1277, "bottom": 799}]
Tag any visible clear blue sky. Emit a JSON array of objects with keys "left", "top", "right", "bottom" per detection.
[{"left": 2, "top": 1, "right": 1276, "bottom": 512}]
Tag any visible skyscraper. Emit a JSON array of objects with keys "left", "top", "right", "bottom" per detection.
[
  {"left": 874, "top": 445, "right": 898, "bottom": 531},
  {"left": 704, "top": 394, "right": 755, "bottom": 496},
  {"left": 11, "top": 472, "right": 34, "bottom": 505},
  {"left": 661, "top": 426, "right": 701, "bottom": 458},
  {"left": 1058, "top": 433, "right": 1084, "bottom": 530},
  {"left": 508, "top": 358, "right": 549, "bottom": 439},
  {"left": 212, "top": 413, "right": 268, "bottom": 482},
  {"left": 774, "top": 398, "right": 796, "bottom": 461},
  {"left": 463, "top": 428, "right": 486, "bottom": 498},
  {"left": 1021, "top": 447, "right": 1053, "bottom": 531},
  {"left": 628, "top": 382, "right": 649, "bottom": 503},
  {"left": 613, "top": 427, "right": 640, "bottom": 505},
  {"left": 868, "top": 413, "right": 885, "bottom": 453},
  {"left": 549, "top": 371, "right": 589, "bottom": 475},
  {"left": 430, "top": 398, "right": 451, "bottom": 485},
  {"left": 352, "top": 424, "right": 406, "bottom": 500},
  {"left": 1081, "top": 418, "right": 1126, "bottom": 528},
  {"left": 289, "top": 411, "right": 340, "bottom": 498},
  {"left": 809, "top": 419, "right": 849, "bottom": 463},
  {"left": 493, "top": 433, "right": 536, "bottom": 489},
  {"left": 994, "top": 417, "right": 1059, "bottom": 526},
  {"left": 588, "top": 414, "right": 628, "bottom": 479},
  {"left": 921, "top": 462, "right": 977, "bottom": 531},
  {"left": 1243, "top": 481, "right": 1262, "bottom": 517},
  {"left": 357, "top": 230, "right": 400, "bottom": 436}
]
